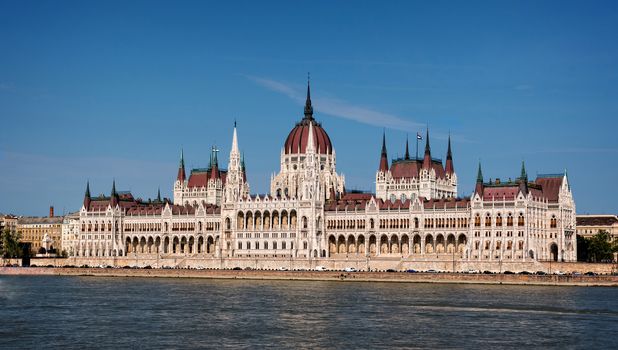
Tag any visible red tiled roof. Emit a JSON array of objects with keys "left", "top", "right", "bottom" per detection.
[
  {"left": 423, "top": 197, "right": 469, "bottom": 209},
  {"left": 341, "top": 192, "right": 374, "bottom": 201},
  {"left": 483, "top": 186, "right": 519, "bottom": 201},
  {"left": 576, "top": 215, "right": 618, "bottom": 226},
  {"left": 389, "top": 159, "right": 446, "bottom": 179},
  {"left": 534, "top": 176, "right": 563, "bottom": 202},
  {"left": 187, "top": 170, "right": 228, "bottom": 188},
  {"left": 284, "top": 119, "right": 332, "bottom": 155}
]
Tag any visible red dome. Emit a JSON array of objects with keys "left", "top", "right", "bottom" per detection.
[
  {"left": 284, "top": 79, "right": 333, "bottom": 154},
  {"left": 284, "top": 119, "right": 332, "bottom": 154}
]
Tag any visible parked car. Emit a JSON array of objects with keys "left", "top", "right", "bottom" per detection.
[
  {"left": 344, "top": 267, "right": 357, "bottom": 272},
  {"left": 277, "top": 267, "right": 289, "bottom": 271},
  {"left": 232, "top": 267, "right": 242, "bottom": 270},
  {"left": 535, "top": 271, "right": 547, "bottom": 275},
  {"left": 584, "top": 271, "right": 597, "bottom": 276},
  {"left": 483, "top": 270, "right": 493, "bottom": 274},
  {"left": 426, "top": 269, "right": 438, "bottom": 273},
  {"left": 315, "top": 266, "right": 328, "bottom": 271},
  {"left": 554, "top": 270, "right": 566, "bottom": 275},
  {"left": 406, "top": 269, "right": 418, "bottom": 273},
  {"left": 386, "top": 269, "right": 397, "bottom": 272},
  {"left": 465, "top": 269, "right": 480, "bottom": 274},
  {"left": 518, "top": 271, "right": 531, "bottom": 275},
  {"left": 503, "top": 271, "right": 515, "bottom": 274}
]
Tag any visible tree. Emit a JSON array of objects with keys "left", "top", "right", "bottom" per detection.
[
  {"left": 587, "top": 230, "right": 616, "bottom": 263},
  {"left": 577, "top": 235, "right": 590, "bottom": 262},
  {"left": 2, "top": 229, "right": 23, "bottom": 259}
]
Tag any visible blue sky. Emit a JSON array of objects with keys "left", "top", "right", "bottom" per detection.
[{"left": 1, "top": 0, "right": 617, "bottom": 216}]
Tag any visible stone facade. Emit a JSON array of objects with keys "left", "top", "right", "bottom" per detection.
[
  {"left": 576, "top": 214, "right": 618, "bottom": 240},
  {"left": 17, "top": 216, "right": 63, "bottom": 255},
  {"left": 67, "top": 81, "right": 577, "bottom": 267}
]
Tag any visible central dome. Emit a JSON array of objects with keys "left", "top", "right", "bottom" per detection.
[{"left": 283, "top": 81, "right": 333, "bottom": 155}]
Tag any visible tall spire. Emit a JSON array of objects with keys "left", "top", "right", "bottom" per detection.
[
  {"left": 520, "top": 160, "right": 528, "bottom": 181},
  {"left": 210, "top": 146, "right": 220, "bottom": 180},
  {"left": 306, "top": 120, "right": 316, "bottom": 153},
  {"left": 474, "top": 161, "right": 484, "bottom": 196},
  {"left": 518, "top": 160, "right": 529, "bottom": 195},
  {"left": 83, "top": 180, "right": 91, "bottom": 209},
  {"left": 231, "top": 122, "right": 239, "bottom": 155},
  {"left": 111, "top": 179, "right": 119, "bottom": 207},
  {"left": 445, "top": 134, "right": 454, "bottom": 174},
  {"left": 422, "top": 128, "right": 432, "bottom": 169},
  {"left": 157, "top": 187, "right": 161, "bottom": 202},
  {"left": 304, "top": 73, "right": 313, "bottom": 120},
  {"left": 177, "top": 148, "right": 186, "bottom": 183},
  {"left": 379, "top": 130, "right": 389, "bottom": 172},
  {"left": 404, "top": 134, "right": 410, "bottom": 160},
  {"left": 476, "top": 162, "right": 483, "bottom": 183}
]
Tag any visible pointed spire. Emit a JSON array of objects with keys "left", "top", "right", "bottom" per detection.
[
  {"left": 445, "top": 134, "right": 454, "bottom": 174},
  {"left": 476, "top": 162, "right": 483, "bottom": 183},
  {"left": 157, "top": 187, "right": 161, "bottom": 202},
  {"left": 83, "top": 180, "right": 91, "bottom": 209},
  {"left": 306, "top": 121, "right": 315, "bottom": 153},
  {"left": 422, "top": 128, "right": 432, "bottom": 169},
  {"left": 474, "top": 162, "right": 484, "bottom": 196},
  {"left": 304, "top": 73, "right": 313, "bottom": 120},
  {"left": 210, "top": 146, "right": 220, "bottom": 180},
  {"left": 379, "top": 130, "right": 389, "bottom": 172},
  {"left": 404, "top": 134, "right": 410, "bottom": 160},
  {"left": 111, "top": 179, "right": 118, "bottom": 207},
  {"left": 520, "top": 160, "right": 527, "bottom": 181},
  {"left": 177, "top": 148, "right": 186, "bottom": 183},
  {"left": 231, "top": 122, "right": 239, "bottom": 155}
]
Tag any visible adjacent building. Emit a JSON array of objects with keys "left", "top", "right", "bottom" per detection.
[
  {"left": 17, "top": 207, "right": 63, "bottom": 255},
  {"left": 576, "top": 214, "right": 618, "bottom": 240}
]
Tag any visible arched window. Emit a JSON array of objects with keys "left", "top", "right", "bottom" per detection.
[
  {"left": 496, "top": 213, "right": 502, "bottom": 226},
  {"left": 518, "top": 213, "right": 525, "bottom": 226},
  {"left": 507, "top": 213, "right": 513, "bottom": 226},
  {"left": 474, "top": 214, "right": 481, "bottom": 227},
  {"left": 550, "top": 215, "right": 557, "bottom": 228},
  {"left": 485, "top": 213, "right": 491, "bottom": 227}
]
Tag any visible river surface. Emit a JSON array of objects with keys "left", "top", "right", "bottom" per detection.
[{"left": 1, "top": 276, "right": 617, "bottom": 349}]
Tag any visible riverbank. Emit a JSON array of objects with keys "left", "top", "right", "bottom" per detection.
[{"left": 2, "top": 267, "right": 618, "bottom": 286}]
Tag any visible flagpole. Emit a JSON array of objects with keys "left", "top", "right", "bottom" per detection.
[{"left": 416, "top": 133, "right": 419, "bottom": 160}]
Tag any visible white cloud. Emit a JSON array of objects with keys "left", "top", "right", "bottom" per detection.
[{"left": 245, "top": 75, "right": 424, "bottom": 131}]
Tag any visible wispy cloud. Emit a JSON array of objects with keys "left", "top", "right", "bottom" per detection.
[
  {"left": 245, "top": 75, "right": 424, "bottom": 131},
  {"left": 0, "top": 82, "right": 15, "bottom": 91}
]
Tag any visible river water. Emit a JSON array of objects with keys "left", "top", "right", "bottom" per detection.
[{"left": 1, "top": 276, "right": 617, "bottom": 349}]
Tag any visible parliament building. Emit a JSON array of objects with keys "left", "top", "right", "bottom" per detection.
[{"left": 68, "top": 81, "right": 577, "bottom": 268}]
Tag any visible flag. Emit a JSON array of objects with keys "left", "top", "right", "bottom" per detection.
[{"left": 417, "top": 133, "right": 422, "bottom": 140}]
